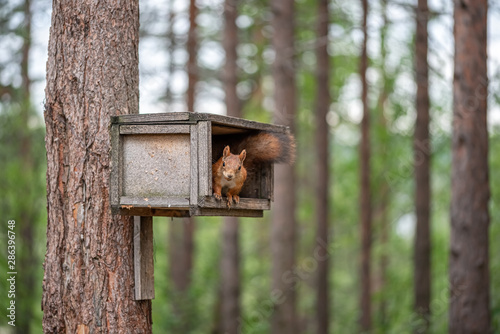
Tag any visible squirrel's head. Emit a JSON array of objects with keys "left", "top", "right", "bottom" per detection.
[{"left": 221, "top": 145, "right": 246, "bottom": 181}]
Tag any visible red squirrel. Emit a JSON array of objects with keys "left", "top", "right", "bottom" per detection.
[{"left": 212, "top": 131, "right": 295, "bottom": 207}]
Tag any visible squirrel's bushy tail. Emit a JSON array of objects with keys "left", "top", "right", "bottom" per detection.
[{"left": 237, "top": 131, "right": 296, "bottom": 166}]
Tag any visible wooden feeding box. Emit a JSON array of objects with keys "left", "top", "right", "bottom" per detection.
[{"left": 110, "top": 112, "right": 290, "bottom": 217}]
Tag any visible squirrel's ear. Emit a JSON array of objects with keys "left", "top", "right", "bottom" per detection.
[
  {"left": 223, "top": 146, "right": 231, "bottom": 158},
  {"left": 239, "top": 149, "right": 246, "bottom": 162}
]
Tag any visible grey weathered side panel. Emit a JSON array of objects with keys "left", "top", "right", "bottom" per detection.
[
  {"left": 190, "top": 125, "right": 198, "bottom": 206},
  {"left": 122, "top": 134, "right": 191, "bottom": 198},
  {"left": 134, "top": 216, "right": 155, "bottom": 300},
  {"left": 197, "top": 121, "right": 212, "bottom": 197}
]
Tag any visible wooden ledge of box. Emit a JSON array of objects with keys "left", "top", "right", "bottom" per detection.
[
  {"left": 199, "top": 197, "right": 270, "bottom": 211},
  {"left": 116, "top": 207, "right": 264, "bottom": 218},
  {"left": 111, "top": 112, "right": 289, "bottom": 134},
  {"left": 115, "top": 196, "right": 269, "bottom": 217}
]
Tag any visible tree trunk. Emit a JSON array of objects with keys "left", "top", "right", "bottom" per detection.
[
  {"left": 170, "top": 0, "right": 197, "bottom": 294},
  {"left": 169, "top": 221, "right": 191, "bottom": 292},
  {"left": 168, "top": 2, "right": 197, "bottom": 329},
  {"left": 221, "top": 218, "right": 240, "bottom": 333},
  {"left": 21, "top": 0, "right": 31, "bottom": 103},
  {"left": 315, "top": 0, "right": 331, "bottom": 332},
  {"left": 184, "top": 0, "right": 198, "bottom": 282},
  {"left": 165, "top": 0, "right": 177, "bottom": 105},
  {"left": 414, "top": 0, "right": 431, "bottom": 332},
  {"left": 221, "top": 0, "right": 241, "bottom": 333},
  {"left": 373, "top": 1, "right": 390, "bottom": 327},
  {"left": 359, "top": 0, "right": 372, "bottom": 331},
  {"left": 17, "top": 0, "right": 35, "bottom": 333},
  {"left": 271, "top": 0, "right": 297, "bottom": 333},
  {"left": 42, "top": 1, "right": 152, "bottom": 332},
  {"left": 449, "top": 1, "right": 490, "bottom": 333},
  {"left": 186, "top": 0, "right": 198, "bottom": 112}
]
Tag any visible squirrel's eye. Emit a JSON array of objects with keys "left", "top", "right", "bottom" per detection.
[
  {"left": 238, "top": 166, "right": 241, "bottom": 170},
  {"left": 222, "top": 162, "right": 225, "bottom": 167}
]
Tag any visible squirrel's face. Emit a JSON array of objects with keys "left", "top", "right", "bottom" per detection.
[{"left": 221, "top": 146, "right": 246, "bottom": 181}]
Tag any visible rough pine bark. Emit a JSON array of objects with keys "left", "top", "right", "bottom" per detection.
[
  {"left": 359, "top": 0, "right": 372, "bottom": 331},
  {"left": 271, "top": 0, "right": 297, "bottom": 332},
  {"left": 42, "top": 0, "right": 152, "bottom": 332},
  {"left": 413, "top": 0, "right": 431, "bottom": 332},
  {"left": 315, "top": 0, "right": 331, "bottom": 332},
  {"left": 449, "top": 1, "right": 490, "bottom": 333},
  {"left": 221, "top": 0, "right": 241, "bottom": 332}
]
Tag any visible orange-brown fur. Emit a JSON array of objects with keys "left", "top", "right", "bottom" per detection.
[
  {"left": 212, "top": 146, "right": 247, "bottom": 208},
  {"left": 212, "top": 131, "right": 295, "bottom": 208}
]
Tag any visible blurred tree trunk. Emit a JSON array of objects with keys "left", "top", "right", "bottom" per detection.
[
  {"left": 373, "top": 0, "right": 390, "bottom": 329},
  {"left": 449, "top": 1, "right": 490, "bottom": 333},
  {"left": 169, "top": 1, "right": 197, "bottom": 330},
  {"left": 271, "top": 0, "right": 297, "bottom": 332},
  {"left": 414, "top": 0, "right": 431, "bottom": 332},
  {"left": 186, "top": 0, "right": 198, "bottom": 112},
  {"left": 17, "top": 0, "right": 36, "bottom": 332},
  {"left": 165, "top": 0, "right": 177, "bottom": 105},
  {"left": 20, "top": 0, "right": 31, "bottom": 103},
  {"left": 315, "top": 0, "right": 330, "bottom": 332},
  {"left": 171, "top": 0, "right": 198, "bottom": 291},
  {"left": 184, "top": 0, "right": 198, "bottom": 283},
  {"left": 359, "top": 0, "right": 372, "bottom": 331},
  {"left": 42, "top": 0, "right": 152, "bottom": 332},
  {"left": 220, "top": 0, "right": 241, "bottom": 333}
]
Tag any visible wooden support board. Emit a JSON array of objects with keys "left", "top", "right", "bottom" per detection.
[{"left": 134, "top": 216, "right": 155, "bottom": 300}]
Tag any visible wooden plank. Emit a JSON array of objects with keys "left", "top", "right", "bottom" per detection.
[
  {"left": 190, "top": 125, "right": 198, "bottom": 206},
  {"left": 200, "top": 196, "right": 270, "bottom": 210},
  {"left": 120, "top": 196, "right": 190, "bottom": 208},
  {"left": 119, "top": 124, "right": 190, "bottom": 135},
  {"left": 118, "top": 207, "right": 191, "bottom": 217},
  {"left": 193, "top": 112, "right": 289, "bottom": 133},
  {"left": 270, "top": 164, "right": 274, "bottom": 202},
  {"left": 260, "top": 163, "right": 273, "bottom": 200},
  {"left": 110, "top": 124, "right": 120, "bottom": 207},
  {"left": 197, "top": 121, "right": 211, "bottom": 196},
  {"left": 195, "top": 208, "right": 264, "bottom": 217},
  {"left": 112, "top": 112, "right": 191, "bottom": 124},
  {"left": 211, "top": 125, "right": 249, "bottom": 135},
  {"left": 134, "top": 216, "right": 155, "bottom": 300}
]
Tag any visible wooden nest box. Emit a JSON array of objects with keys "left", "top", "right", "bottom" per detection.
[{"left": 111, "top": 112, "right": 290, "bottom": 217}]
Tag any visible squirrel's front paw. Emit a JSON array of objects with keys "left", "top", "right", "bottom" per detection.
[
  {"left": 233, "top": 195, "right": 240, "bottom": 204},
  {"left": 214, "top": 192, "right": 222, "bottom": 201},
  {"left": 226, "top": 195, "right": 233, "bottom": 208}
]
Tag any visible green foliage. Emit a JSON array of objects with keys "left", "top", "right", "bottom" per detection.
[{"left": 0, "top": 104, "right": 46, "bottom": 332}]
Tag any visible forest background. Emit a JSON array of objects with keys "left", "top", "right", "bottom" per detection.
[{"left": 0, "top": 0, "right": 499, "bottom": 333}]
